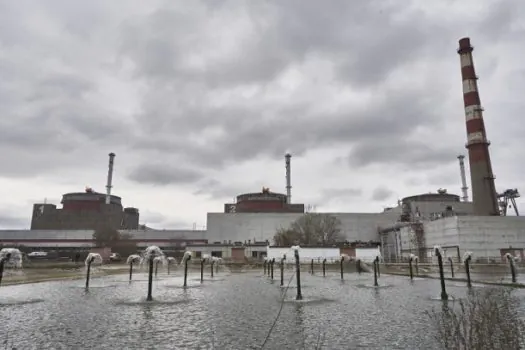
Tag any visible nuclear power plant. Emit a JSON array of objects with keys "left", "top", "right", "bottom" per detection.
[
  {"left": 30, "top": 153, "right": 140, "bottom": 231},
  {"left": 0, "top": 37, "right": 524, "bottom": 263}
]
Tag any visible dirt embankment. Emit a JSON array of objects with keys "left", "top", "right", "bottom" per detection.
[{"left": 1, "top": 262, "right": 130, "bottom": 286}]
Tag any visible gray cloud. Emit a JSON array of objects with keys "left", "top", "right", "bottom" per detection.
[
  {"left": 193, "top": 179, "right": 248, "bottom": 201},
  {"left": 117, "top": 1, "right": 462, "bottom": 171},
  {"left": 0, "top": 213, "right": 29, "bottom": 229},
  {"left": 347, "top": 139, "right": 458, "bottom": 170},
  {"left": 138, "top": 210, "right": 192, "bottom": 229},
  {"left": 127, "top": 163, "right": 203, "bottom": 186},
  {"left": 321, "top": 188, "right": 362, "bottom": 199},
  {"left": 372, "top": 187, "right": 394, "bottom": 202},
  {"left": 0, "top": 0, "right": 524, "bottom": 221}
]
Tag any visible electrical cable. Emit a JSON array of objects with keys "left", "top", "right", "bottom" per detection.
[{"left": 260, "top": 270, "right": 297, "bottom": 349}]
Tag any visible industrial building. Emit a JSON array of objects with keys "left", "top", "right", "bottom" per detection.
[
  {"left": 0, "top": 229, "right": 206, "bottom": 249},
  {"left": 31, "top": 189, "right": 140, "bottom": 230},
  {"left": 379, "top": 37, "right": 524, "bottom": 263},
  {"left": 0, "top": 37, "right": 524, "bottom": 263},
  {"left": 30, "top": 153, "right": 140, "bottom": 231}
]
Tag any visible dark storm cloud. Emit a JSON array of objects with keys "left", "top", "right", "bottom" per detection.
[
  {"left": 127, "top": 163, "right": 203, "bottom": 186},
  {"left": 372, "top": 187, "right": 394, "bottom": 202}
]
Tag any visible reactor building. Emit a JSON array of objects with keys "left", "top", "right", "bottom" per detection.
[
  {"left": 223, "top": 155, "right": 304, "bottom": 214},
  {"left": 30, "top": 153, "right": 140, "bottom": 230}
]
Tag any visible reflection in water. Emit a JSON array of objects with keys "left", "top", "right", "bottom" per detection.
[{"left": 141, "top": 302, "right": 154, "bottom": 320}]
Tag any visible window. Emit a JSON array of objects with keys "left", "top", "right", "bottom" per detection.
[
  {"left": 211, "top": 251, "right": 222, "bottom": 258},
  {"left": 252, "top": 251, "right": 258, "bottom": 258},
  {"left": 195, "top": 251, "right": 202, "bottom": 258}
]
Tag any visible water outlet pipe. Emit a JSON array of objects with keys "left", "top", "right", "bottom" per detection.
[
  {"left": 293, "top": 246, "right": 302, "bottom": 300},
  {"left": 0, "top": 253, "right": 12, "bottom": 287},
  {"left": 85, "top": 256, "right": 95, "bottom": 291},
  {"left": 435, "top": 247, "right": 448, "bottom": 300}
]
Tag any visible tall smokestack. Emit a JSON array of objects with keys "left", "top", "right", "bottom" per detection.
[
  {"left": 105, "top": 152, "right": 116, "bottom": 205},
  {"left": 285, "top": 153, "right": 292, "bottom": 204},
  {"left": 457, "top": 38, "right": 499, "bottom": 215},
  {"left": 457, "top": 155, "right": 469, "bottom": 202}
]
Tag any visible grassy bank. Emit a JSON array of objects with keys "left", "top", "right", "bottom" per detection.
[{"left": 1, "top": 266, "right": 129, "bottom": 286}]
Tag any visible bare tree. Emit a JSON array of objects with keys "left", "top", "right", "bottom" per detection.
[
  {"left": 93, "top": 226, "right": 121, "bottom": 248},
  {"left": 273, "top": 213, "right": 343, "bottom": 246},
  {"left": 273, "top": 228, "right": 302, "bottom": 246},
  {"left": 427, "top": 288, "right": 525, "bottom": 349}
]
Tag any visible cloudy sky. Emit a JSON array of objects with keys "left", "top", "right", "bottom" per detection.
[{"left": 0, "top": 0, "right": 524, "bottom": 229}]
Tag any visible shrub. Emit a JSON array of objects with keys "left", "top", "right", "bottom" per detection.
[{"left": 427, "top": 287, "right": 525, "bottom": 349}]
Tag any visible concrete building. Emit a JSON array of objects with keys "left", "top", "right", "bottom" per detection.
[
  {"left": 224, "top": 187, "right": 305, "bottom": 214},
  {"left": 185, "top": 244, "right": 380, "bottom": 262},
  {"left": 30, "top": 188, "right": 140, "bottom": 230},
  {"left": 381, "top": 216, "right": 525, "bottom": 263},
  {"left": 0, "top": 229, "right": 206, "bottom": 250},
  {"left": 399, "top": 191, "right": 473, "bottom": 222},
  {"left": 186, "top": 242, "right": 268, "bottom": 260},
  {"left": 205, "top": 210, "right": 400, "bottom": 244}
]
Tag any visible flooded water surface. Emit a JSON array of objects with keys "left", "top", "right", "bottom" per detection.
[{"left": 1, "top": 269, "right": 524, "bottom": 349}]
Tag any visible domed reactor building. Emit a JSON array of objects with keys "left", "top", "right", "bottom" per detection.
[
  {"left": 224, "top": 188, "right": 305, "bottom": 214},
  {"left": 30, "top": 153, "right": 140, "bottom": 230},
  {"left": 223, "top": 155, "right": 304, "bottom": 214}
]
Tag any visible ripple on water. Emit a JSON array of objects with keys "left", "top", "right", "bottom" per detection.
[
  {"left": 430, "top": 296, "right": 457, "bottom": 302},
  {"left": 68, "top": 284, "right": 120, "bottom": 289},
  {"left": 0, "top": 298, "right": 45, "bottom": 307},
  {"left": 355, "top": 284, "right": 395, "bottom": 289},
  {"left": 164, "top": 284, "right": 203, "bottom": 289},
  {"left": 114, "top": 298, "right": 191, "bottom": 306},
  {"left": 0, "top": 272, "right": 515, "bottom": 349},
  {"left": 450, "top": 283, "right": 486, "bottom": 288},
  {"left": 281, "top": 297, "right": 336, "bottom": 305},
  {"left": 190, "top": 278, "right": 225, "bottom": 282}
]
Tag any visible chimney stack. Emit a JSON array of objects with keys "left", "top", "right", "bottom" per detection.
[
  {"left": 285, "top": 153, "right": 292, "bottom": 204},
  {"left": 457, "top": 38, "right": 499, "bottom": 215},
  {"left": 105, "top": 152, "right": 116, "bottom": 205},
  {"left": 457, "top": 155, "right": 469, "bottom": 202}
]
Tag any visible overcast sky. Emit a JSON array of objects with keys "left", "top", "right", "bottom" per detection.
[{"left": 0, "top": 0, "right": 524, "bottom": 229}]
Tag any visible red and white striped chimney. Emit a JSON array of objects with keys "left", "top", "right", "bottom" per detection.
[{"left": 457, "top": 37, "right": 499, "bottom": 216}]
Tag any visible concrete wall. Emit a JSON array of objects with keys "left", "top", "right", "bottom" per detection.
[
  {"left": 266, "top": 247, "right": 340, "bottom": 263},
  {"left": 409, "top": 201, "right": 473, "bottom": 220},
  {"left": 455, "top": 216, "right": 525, "bottom": 261},
  {"left": 205, "top": 211, "right": 399, "bottom": 244},
  {"left": 186, "top": 245, "right": 268, "bottom": 260},
  {"left": 355, "top": 247, "right": 381, "bottom": 262},
  {"left": 394, "top": 216, "right": 525, "bottom": 262}
]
